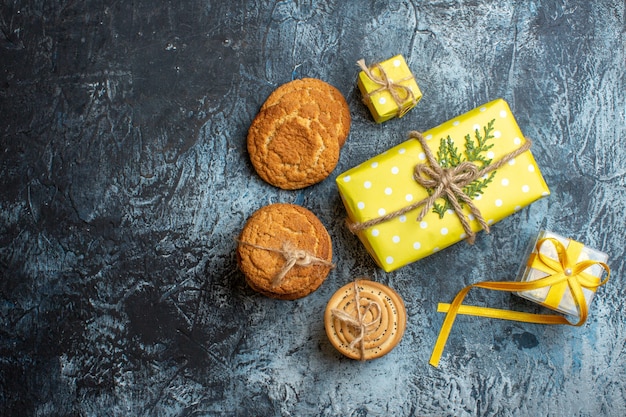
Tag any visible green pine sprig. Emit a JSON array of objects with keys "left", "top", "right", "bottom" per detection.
[
  {"left": 464, "top": 118, "right": 496, "bottom": 168},
  {"left": 436, "top": 136, "right": 462, "bottom": 168},
  {"left": 430, "top": 118, "right": 498, "bottom": 218}
]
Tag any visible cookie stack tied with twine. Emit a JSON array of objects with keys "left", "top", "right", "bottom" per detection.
[
  {"left": 237, "top": 203, "right": 335, "bottom": 300},
  {"left": 247, "top": 78, "right": 351, "bottom": 190},
  {"left": 324, "top": 279, "right": 407, "bottom": 360}
]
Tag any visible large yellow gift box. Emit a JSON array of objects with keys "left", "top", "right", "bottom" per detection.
[
  {"left": 357, "top": 55, "right": 422, "bottom": 123},
  {"left": 336, "top": 98, "right": 550, "bottom": 272}
]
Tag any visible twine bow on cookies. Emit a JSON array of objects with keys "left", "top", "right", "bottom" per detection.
[
  {"left": 238, "top": 240, "right": 335, "bottom": 288},
  {"left": 348, "top": 132, "right": 532, "bottom": 244},
  {"left": 330, "top": 280, "right": 382, "bottom": 361},
  {"left": 357, "top": 59, "right": 417, "bottom": 118}
]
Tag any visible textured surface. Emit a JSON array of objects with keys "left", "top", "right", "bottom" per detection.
[{"left": 1, "top": 1, "right": 624, "bottom": 416}]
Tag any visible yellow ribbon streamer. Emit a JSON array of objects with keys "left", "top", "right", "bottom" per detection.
[{"left": 429, "top": 237, "right": 610, "bottom": 367}]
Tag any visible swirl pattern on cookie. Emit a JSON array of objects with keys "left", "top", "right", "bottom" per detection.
[{"left": 324, "top": 279, "right": 406, "bottom": 360}]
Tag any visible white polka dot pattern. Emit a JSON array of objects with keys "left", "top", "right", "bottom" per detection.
[{"left": 336, "top": 98, "right": 551, "bottom": 272}]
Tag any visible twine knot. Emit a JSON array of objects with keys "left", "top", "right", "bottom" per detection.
[
  {"left": 414, "top": 160, "right": 480, "bottom": 191},
  {"left": 357, "top": 59, "right": 416, "bottom": 118},
  {"left": 411, "top": 131, "right": 493, "bottom": 244},
  {"left": 281, "top": 242, "right": 315, "bottom": 266},
  {"left": 273, "top": 241, "right": 327, "bottom": 287},
  {"left": 330, "top": 280, "right": 381, "bottom": 361},
  {"left": 237, "top": 240, "right": 334, "bottom": 288},
  {"left": 347, "top": 131, "right": 532, "bottom": 245}
]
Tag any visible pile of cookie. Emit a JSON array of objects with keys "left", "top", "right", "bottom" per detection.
[
  {"left": 237, "top": 57, "right": 417, "bottom": 361},
  {"left": 237, "top": 55, "right": 610, "bottom": 365},
  {"left": 246, "top": 77, "right": 351, "bottom": 190}
]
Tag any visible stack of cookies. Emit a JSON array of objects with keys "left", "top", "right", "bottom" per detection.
[
  {"left": 324, "top": 279, "right": 407, "bottom": 360},
  {"left": 247, "top": 78, "right": 351, "bottom": 190},
  {"left": 239, "top": 71, "right": 408, "bottom": 361},
  {"left": 236, "top": 203, "right": 334, "bottom": 300}
]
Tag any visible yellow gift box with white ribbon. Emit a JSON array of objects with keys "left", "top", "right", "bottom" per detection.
[
  {"left": 357, "top": 55, "right": 422, "bottom": 123},
  {"left": 336, "top": 98, "right": 550, "bottom": 272},
  {"left": 516, "top": 230, "right": 609, "bottom": 318},
  {"left": 429, "top": 232, "right": 610, "bottom": 367}
]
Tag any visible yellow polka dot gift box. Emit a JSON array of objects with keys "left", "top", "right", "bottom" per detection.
[
  {"left": 336, "top": 98, "right": 550, "bottom": 272},
  {"left": 357, "top": 55, "right": 422, "bottom": 123}
]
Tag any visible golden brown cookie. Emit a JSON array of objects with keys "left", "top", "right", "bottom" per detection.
[
  {"left": 324, "top": 279, "right": 406, "bottom": 360},
  {"left": 237, "top": 203, "right": 334, "bottom": 300},
  {"left": 259, "top": 78, "right": 352, "bottom": 147},
  {"left": 247, "top": 78, "right": 351, "bottom": 190}
]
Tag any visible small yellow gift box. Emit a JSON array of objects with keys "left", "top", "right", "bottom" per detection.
[
  {"left": 516, "top": 230, "right": 609, "bottom": 319},
  {"left": 357, "top": 55, "right": 422, "bottom": 123},
  {"left": 336, "top": 98, "right": 550, "bottom": 272}
]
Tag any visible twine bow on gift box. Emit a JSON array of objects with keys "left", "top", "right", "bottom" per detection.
[
  {"left": 357, "top": 58, "right": 417, "bottom": 118},
  {"left": 237, "top": 240, "right": 335, "bottom": 288},
  {"left": 429, "top": 237, "right": 611, "bottom": 367},
  {"left": 348, "top": 131, "right": 531, "bottom": 244}
]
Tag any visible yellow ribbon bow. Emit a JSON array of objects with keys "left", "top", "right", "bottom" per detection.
[{"left": 429, "top": 237, "right": 610, "bottom": 367}]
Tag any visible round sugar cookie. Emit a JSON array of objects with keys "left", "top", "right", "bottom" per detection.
[
  {"left": 259, "top": 78, "right": 351, "bottom": 147},
  {"left": 324, "top": 279, "right": 406, "bottom": 360},
  {"left": 247, "top": 78, "right": 351, "bottom": 190},
  {"left": 237, "top": 203, "right": 334, "bottom": 300}
]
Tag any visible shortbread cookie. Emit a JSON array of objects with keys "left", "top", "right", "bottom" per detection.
[
  {"left": 259, "top": 78, "right": 351, "bottom": 147},
  {"left": 324, "top": 279, "right": 406, "bottom": 360},
  {"left": 247, "top": 78, "right": 351, "bottom": 190},
  {"left": 237, "top": 203, "right": 334, "bottom": 300}
]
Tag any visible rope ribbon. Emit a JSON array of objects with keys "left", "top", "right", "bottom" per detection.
[
  {"left": 238, "top": 240, "right": 335, "bottom": 288},
  {"left": 348, "top": 132, "right": 532, "bottom": 244},
  {"left": 357, "top": 59, "right": 417, "bottom": 118},
  {"left": 330, "top": 280, "right": 382, "bottom": 360},
  {"left": 429, "top": 237, "right": 610, "bottom": 367}
]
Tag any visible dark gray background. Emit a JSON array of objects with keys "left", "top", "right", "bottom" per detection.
[{"left": 1, "top": 1, "right": 624, "bottom": 416}]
